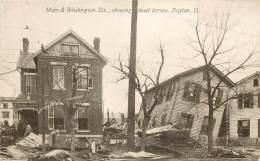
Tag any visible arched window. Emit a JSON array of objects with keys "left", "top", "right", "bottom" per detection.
[{"left": 253, "top": 79, "right": 259, "bottom": 87}]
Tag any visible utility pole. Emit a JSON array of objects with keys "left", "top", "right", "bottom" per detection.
[
  {"left": 127, "top": 0, "right": 138, "bottom": 150},
  {"left": 41, "top": 71, "right": 46, "bottom": 150},
  {"left": 41, "top": 45, "right": 46, "bottom": 150}
]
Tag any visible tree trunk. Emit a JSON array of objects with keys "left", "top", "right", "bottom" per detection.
[
  {"left": 71, "top": 123, "right": 75, "bottom": 152},
  {"left": 141, "top": 116, "right": 149, "bottom": 151},
  {"left": 208, "top": 108, "right": 214, "bottom": 152}
]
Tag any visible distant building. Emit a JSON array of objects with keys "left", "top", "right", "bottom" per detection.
[
  {"left": 15, "top": 30, "right": 107, "bottom": 140},
  {"left": 0, "top": 97, "right": 16, "bottom": 126}
]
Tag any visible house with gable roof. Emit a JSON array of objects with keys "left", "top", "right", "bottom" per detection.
[
  {"left": 137, "top": 65, "right": 235, "bottom": 144},
  {"left": 229, "top": 71, "right": 260, "bottom": 139},
  {"left": 15, "top": 30, "right": 107, "bottom": 139}
]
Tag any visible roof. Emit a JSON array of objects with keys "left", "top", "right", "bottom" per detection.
[
  {"left": 237, "top": 71, "right": 260, "bottom": 84},
  {"left": 0, "top": 97, "right": 16, "bottom": 102},
  {"left": 16, "top": 51, "right": 36, "bottom": 69},
  {"left": 147, "top": 64, "right": 236, "bottom": 93},
  {"left": 17, "top": 29, "right": 107, "bottom": 69},
  {"left": 33, "top": 29, "right": 107, "bottom": 63}
]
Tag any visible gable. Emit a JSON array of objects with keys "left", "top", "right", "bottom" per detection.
[{"left": 44, "top": 34, "right": 98, "bottom": 59}]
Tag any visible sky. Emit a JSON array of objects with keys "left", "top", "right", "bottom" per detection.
[{"left": 0, "top": 0, "right": 260, "bottom": 114}]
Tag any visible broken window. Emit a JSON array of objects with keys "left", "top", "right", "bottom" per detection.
[
  {"left": 183, "top": 82, "right": 202, "bottom": 103},
  {"left": 200, "top": 116, "right": 216, "bottom": 135},
  {"left": 2, "top": 111, "right": 9, "bottom": 118},
  {"left": 238, "top": 93, "right": 254, "bottom": 109},
  {"left": 238, "top": 120, "right": 250, "bottom": 137},
  {"left": 76, "top": 66, "right": 93, "bottom": 89},
  {"left": 177, "top": 113, "right": 194, "bottom": 130},
  {"left": 53, "top": 65, "right": 65, "bottom": 90},
  {"left": 253, "top": 79, "right": 259, "bottom": 87},
  {"left": 25, "top": 75, "right": 36, "bottom": 93}
]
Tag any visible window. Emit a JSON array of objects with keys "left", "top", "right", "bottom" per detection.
[
  {"left": 160, "top": 113, "right": 168, "bottom": 126},
  {"left": 3, "top": 103, "right": 8, "bottom": 109},
  {"left": 76, "top": 66, "right": 93, "bottom": 89},
  {"left": 212, "top": 87, "right": 223, "bottom": 106},
  {"left": 254, "top": 79, "right": 259, "bottom": 87},
  {"left": 62, "top": 44, "right": 79, "bottom": 56},
  {"left": 2, "top": 111, "right": 9, "bottom": 118},
  {"left": 48, "top": 106, "right": 65, "bottom": 130},
  {"left": 238, "top": 93, "right": 254, "bottom": 109},
  {"left": 53, "top": 66, "right": 65, "bottom": 90},
  {"left": 48, "top": 106, "right": 54, "bottom": 130},
  {"left": 71, "top": 45, "right": 79, "bottom": 55},
  {"left": 54, "top": 107, "right": 65, "bottom": 130},
  {"left": 156, "top": 88, "right": 165, "bottom": 104},
  {"left": 177, "top": 113, "right": 194, "bottom": 130},
  {"left": 77, "top": 107, "right": 89, "bottom": 130},
  {"left": 203, "top": 70, "right": 208, "bottom": 81},
  {"left": 238, "top": 120, "right": 250, "bottom": 137},
  {"left": 166, "top": 83, "right": 176, "bottom": 101},
  {"left": 200, "top": 116, "right": 216, "bottom": 135},
  {"left": 25, "top": 75, "right": 36, "bottom": 93},
  {"left": 62, "top": 44, "right": 70, "bottom": 55},
  {"left": 183, "top": 82, "right": 202, "bottom": 103}
]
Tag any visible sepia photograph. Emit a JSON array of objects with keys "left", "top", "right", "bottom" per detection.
[{"left": 0, "top": 0, "right": 260, "bottom": 160}]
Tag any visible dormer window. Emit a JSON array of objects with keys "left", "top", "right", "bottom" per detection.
[{"left": 253, "top": 79, "right": 259, "bottom": 87}]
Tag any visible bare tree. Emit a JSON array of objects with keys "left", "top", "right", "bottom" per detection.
[
  {"left": 187, "top": 12, "right": 256, "bottom": 152},
  {"left": 114, "top": 44, "right": 165, "bottom": 151}
]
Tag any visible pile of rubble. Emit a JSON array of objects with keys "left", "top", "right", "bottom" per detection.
[
  {"left": 202, "top": 148, "right": 254, "bottom": 158},
  {"left": 103, "top": 118, "right": 127, "bottom": 144},
  {"left": 0, "top": 132, "right": 41, "bottom": 160},
  {"left": 16, "top": 132, "right": 42, "bottom": 148}
]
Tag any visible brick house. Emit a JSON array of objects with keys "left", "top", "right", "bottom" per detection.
[
  {"left": 137, "top": 65, "right": 235, "bottom": 143},
  {"left": 229, "top": 71, "right": 260, "bottom": 139},
  {"left": 0, "top": 97, "right": 16, "bottom": 126},
  {"left": 15, "top": 30, "right": 107, "bottom": 139}
]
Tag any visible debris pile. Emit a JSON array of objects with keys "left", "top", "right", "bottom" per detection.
[
  {"left": 203, "top": 148, "right": 253, "bottom": 158},
  {"left": 16, "top": 132, "right": 42, "bottom": 148},
  {"left": 0, "top": 125, "right": 17, "bottom": 146},
  {"left": 103, "top": 118, "right": 127, "bottom": 144}
]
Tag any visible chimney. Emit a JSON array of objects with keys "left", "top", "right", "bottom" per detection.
[
  {"left": 22, "top": 38, "right": 29, "bottom": 53},
  {"left": 93, "top": 37, "right": 100, "bottom": 52}
]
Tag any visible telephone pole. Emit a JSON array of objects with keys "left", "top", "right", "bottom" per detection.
[{"left": 127, "top": 0, "right": 138, "bottom": 150}]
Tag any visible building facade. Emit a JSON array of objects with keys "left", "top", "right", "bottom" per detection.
[
  {"left": 15, "top": 30, "right": 106, "bottom": 138},
  {"left": 229, "top": 71, "right": 260, "bottom": 139},
  {"left": 0, "top": 97, "right": 16, "bottom": 126},
  {"left": 138, "top": 65, "right": 235, "bottom": 143}
]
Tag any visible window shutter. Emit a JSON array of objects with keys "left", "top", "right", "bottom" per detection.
[
  {"left": 258, "top": 93, "right": 260, "bottom": 108},
  {"left": 216, "top": 89, "right": 223, "bottom": 106},
  {"left": 238, "top": 94, "right": 243, "bottom": 109},
  {"left": 183, "top": 82, "right": 190, "bottom": 100},
  {"left": 187, "top": 114, "right": 194, "bottom": 129},
  {"left": 195, "top": 85, "right": 202, "bottom": 103},
  {"left": 249, "top": 94, "right": 254, "bottom": 108}
]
